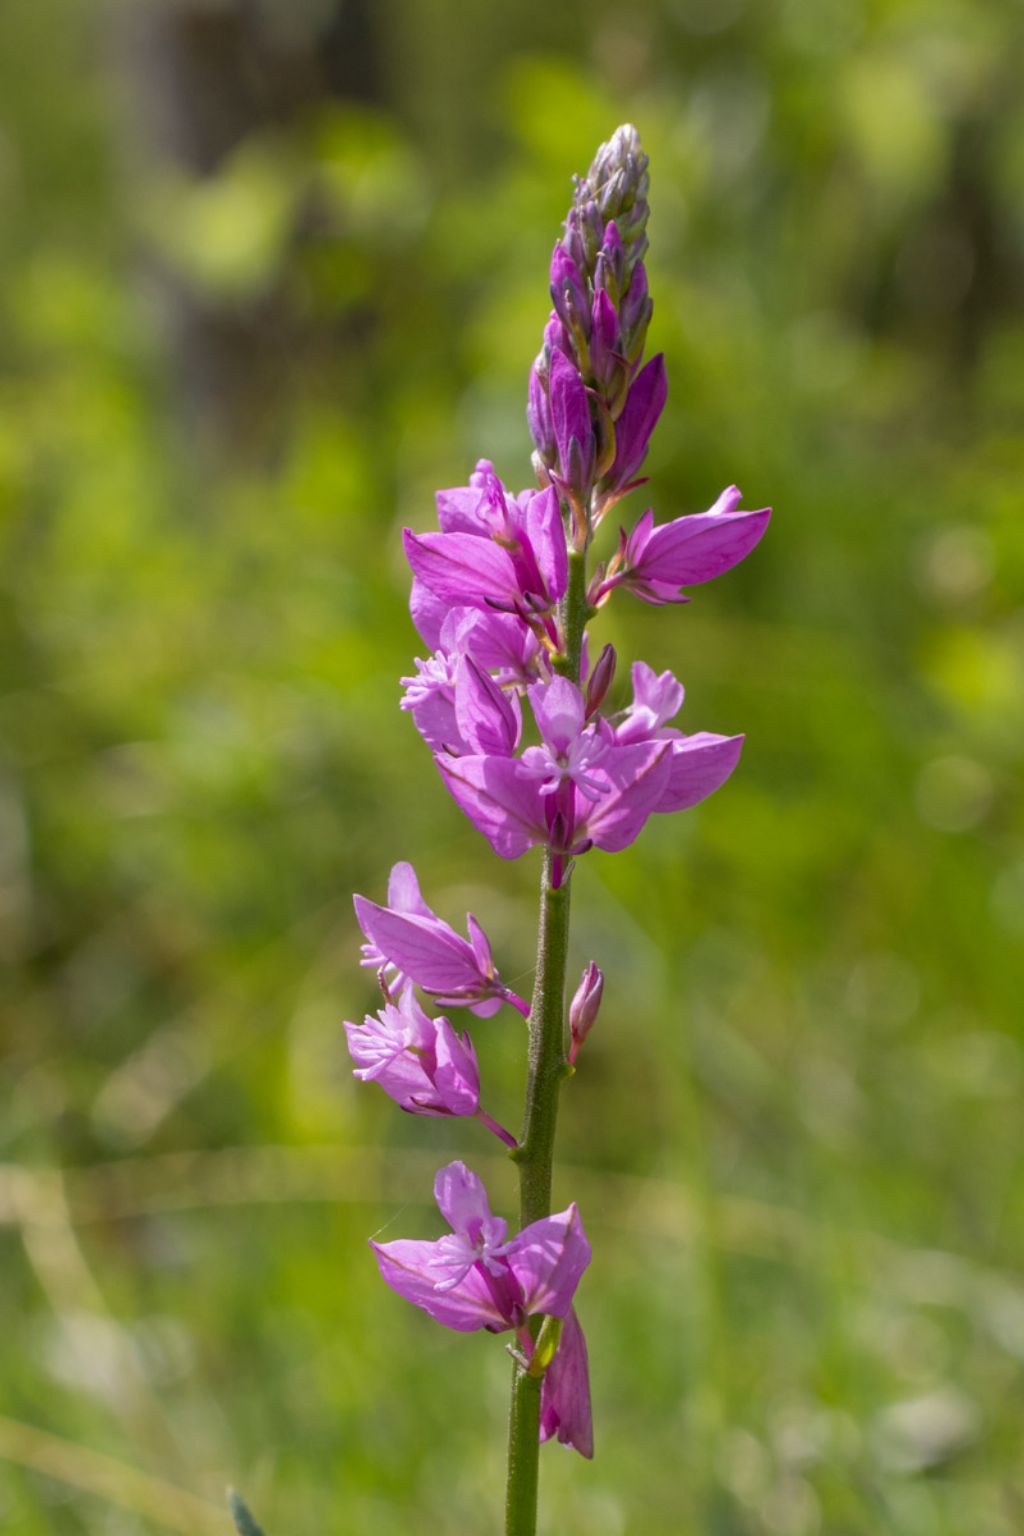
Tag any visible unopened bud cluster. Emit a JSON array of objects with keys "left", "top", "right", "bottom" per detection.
[{"left": 528, "top": 126, "right": 658, "bottom": 540}]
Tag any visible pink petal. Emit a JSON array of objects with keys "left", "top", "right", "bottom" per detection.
[
  {"left": 435, "top": 485, "right": 489, "bottom": 535},
  {"left": 386, "top": 861, "right": 432, "bottom": 919},
  {"left": 577, "top": 741, "right": 673, "bottom": 852},
  {"left": 656, "top": 732, "right": 744, "bottom": 814},
  {"left": 371, "top": 1238, "right": 506, "bottom": 1331},
  {"left": 403, "top": 529, "right": 519, "bottom": 608},
  {"left": 638, "top": 505, "right": 770, "bottom": 587},
  {"left": 409, "top": 579, "right": 450, "bottom": 650},
  {"left": 455, "top": 656, "right": 521, "bottom": 757},
  {"left": 353, "top": 899, "right": 478, "bottom": 993},
  {"left": 436, "top": 754, "right": 548, "bottom": 859},
  {"left": 539, "top": 1308, "right": 593, "bottom": 1458},
  {"left": 431, "top": 1022, "right": 480, "bottom": 1116},
  {"left": 433, "top": 1160, "right": 494, "bottom": 1235},
  {"left": 528, "top": 676, "right": 586, "bottom": 757},
  {"left": 506, "top": 1203, "right": 591, "bottom": 1319},
  {"left": 524, "top": 485, "right": 568, "bottom": 601}
]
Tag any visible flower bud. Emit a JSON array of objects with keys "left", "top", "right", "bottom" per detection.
[
  {"left": 588, "top": 290, "right": 624, "bottom": 400},
  {"left": 584, "top": 644, "right": 617, "bottom": 718},
  {"left": 568, "top": 962, "right": 603, "bottom": 1064},
  {"left": 594, "top": 220, "right": 627, "bottom": 305},
  {"left": 527, "top": 360, "right": 555, "bottom": 464},
  {"left": 550, "top": 246, "right": 591, "bottom": 347},
  {"left": 620, "top": 261, "right": 652, "bottom": 365}
]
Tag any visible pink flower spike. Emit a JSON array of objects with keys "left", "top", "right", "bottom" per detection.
[{"left": 539, "top": 1308, "right": 593, "bottom": 1458}]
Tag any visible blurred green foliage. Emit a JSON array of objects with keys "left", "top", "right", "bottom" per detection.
[{"left": 1, "top": 1, "right": 1022, "bottom": 1533}]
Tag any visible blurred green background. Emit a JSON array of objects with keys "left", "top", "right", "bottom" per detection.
[{"left": 1, "top": 0, "right": 1022, "bottom": 1532}]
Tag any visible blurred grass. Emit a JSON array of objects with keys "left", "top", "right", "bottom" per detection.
[{"left": 1, "top": 0, "right": 1022, "bottom": 1532}]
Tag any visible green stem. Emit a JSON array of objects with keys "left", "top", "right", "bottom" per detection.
[{"left": 505, "top": 544, "right": 588, "bottom": 1536}]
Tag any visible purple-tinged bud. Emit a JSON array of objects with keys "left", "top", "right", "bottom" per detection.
[
  {"left": 569, "top": 126, "right": 650, "bottom": 275},
  {"left": 568, "top": 963, "right": 603, "bottom": 1064},
  {"left": 563, "top": 196, "right": 603, "bottom": 277},
  {"left": 599, "top": 353, "right": 667, "bottom": 502},
  {"left": 549, "top": 349, "right": 596, "bottom": 504},
  {"left": 550, "top": 245, "right": 591, "bottom": 347},
  {"left": 527, "top": 360, "right": 555, "bottom": 463},
  {"left": 594, "top": 220, "right": 627, "bottom": 305},
  {"left": 584, "top": 644, "right": 617, "bottom": 718},
  {"left": 543, "top": 311, "right": 572, "bottom": 366},
  {"left": 620, "top": 261, "right": 652, "bottom": 367},
  {"left": 592, "top": 396, "right": 617, "bottom": 482},
  {"left": 588, "top": 289, "right": 624, "bottom": 401}
]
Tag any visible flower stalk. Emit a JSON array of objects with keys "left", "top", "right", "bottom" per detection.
[{"left": 505, "top": 538, "right": 589, "bottom": 1533}]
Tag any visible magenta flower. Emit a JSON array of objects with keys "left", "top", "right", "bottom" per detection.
[
  {"left": 539, "top": 1307, "right": 593, "bottom": 1458},
  {"left": 433, "top": 671, "right": 738, "bottom": 875},
  {"left": 354, "top": 860, "right": 529, "bottom": 1018},
  {"left": 344, "top": 990, "right": 479, "bottom": 1118},
  {"left": 436, "top": 675, "right": 673, "bottom": 872},
  {"left": 602, "top": 486, "right": 771, "bottom": 604},
  {"left": 403, "top": 468, "right": 568, "bottom": 638},
  {"left": 372, "top": 1166, "right": 592, "bottom": 1430}
]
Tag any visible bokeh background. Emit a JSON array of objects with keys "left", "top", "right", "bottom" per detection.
[{"left": 2, "top": 1, "right": 1022, "bottom": 1532}]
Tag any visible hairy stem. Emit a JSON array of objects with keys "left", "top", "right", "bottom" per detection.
[{"left": 505, "top": 543, "right": 588, "bottom": 1536}]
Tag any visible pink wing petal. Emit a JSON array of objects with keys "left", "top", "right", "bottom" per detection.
[
  {"left": 409, "top": 579, "right": 450, "bottom": 650},
  {"left": 371, "top": 1238, "right": 506, "bottom": 1331},
  {"left": 507, "top": 1203, "right": 591, "bottom": 1319},
  {"left": 436, "top": 754, "right": 548, "bottom": 859},
  {"left": 435, "top": 484, "right": 489, "bottom": 534},
  {"left": 431, "top": 1023, "right": 480, "bottom": 1116},
  {"left": 639, "top": 505, "right": 770, "bottom": 587},
  {"left": 539, "top": 1307, "right": 593, "bottom": 1458},
  {"left": 403, "top": 529, "right": 519, "bottom": 608},
  {"left": 656, "top": 733, "right": 744, "bottom": 814},
  {"left": 352, "top": 899, "right": 478, "bottom": 993},
  {"left": 528, "top": 676, "right": 586, "bottom": 757},
  {"left": 455, "top": 656, "right": 521, "bottom": 757},
  {"left": 524, "top": 484, "right": 568, "bottom": 602},
  {"left": 577, "top": 741, "right": 672, "bottom": 852}
]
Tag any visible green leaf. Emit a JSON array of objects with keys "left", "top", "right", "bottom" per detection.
[{"left": 228, "top": 1489, "right": 267, "bottom": 1536}]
